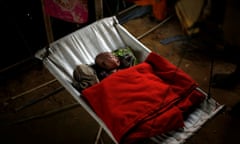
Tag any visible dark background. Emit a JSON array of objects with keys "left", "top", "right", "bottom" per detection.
[{"left": 0, "top": 0, "right": 133, "bottom": 79}]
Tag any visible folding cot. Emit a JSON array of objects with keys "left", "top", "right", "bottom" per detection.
[{"left": 35, "top": 16, "right": 224, "bottom": 144}]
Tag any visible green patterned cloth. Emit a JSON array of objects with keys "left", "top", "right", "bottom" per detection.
[{"left": 112, "top": 46, "right": 138, "bottom": 68}]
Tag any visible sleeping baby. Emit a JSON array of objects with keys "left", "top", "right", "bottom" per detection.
[
  {"left": 73, "top": 47, "right": 137, "bottom": 92},
  {"left": 94, "top": 47, "right": 137, "bottom": 80}
]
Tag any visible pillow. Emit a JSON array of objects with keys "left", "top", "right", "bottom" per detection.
[{"left": 72, "top": 64, "right": 99, "bottom": 92}]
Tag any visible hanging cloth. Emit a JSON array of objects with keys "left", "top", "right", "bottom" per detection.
[{"left": 43, "top": 0, "right": 88, "bottom": 24}]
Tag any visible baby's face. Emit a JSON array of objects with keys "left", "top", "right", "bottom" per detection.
[{"left": 95, "top": 52, "right": 120, "bottom": 70}]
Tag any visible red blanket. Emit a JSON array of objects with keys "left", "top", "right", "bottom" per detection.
[{"left": 82, "top": 52, "right": 205, "bottom": 143}]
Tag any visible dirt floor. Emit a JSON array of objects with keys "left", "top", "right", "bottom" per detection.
[{"left": 1, "top": 14, "right": 240, "bottom": 144}]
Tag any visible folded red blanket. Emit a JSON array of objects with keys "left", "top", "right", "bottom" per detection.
[{"left": 82, "top": 52, "right": 205, "bottom": 143}]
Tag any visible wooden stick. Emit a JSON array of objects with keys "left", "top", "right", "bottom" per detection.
[
  {"left": 2, "top": 79, "right": 57, "bottom": 107},
  {"left": 14, "top": 86, "right": 64, "bottom": 112},
  {"left": 8, "top": 103, "right": 79, "bottom": 126},
  {"left": 137, "top": 15, "right": 174, "bottom": 40},
  {"left": 0, "top": 57, "right": 33, "bottom": 73},
  {"left": 118, "top": 4, "right": 137, "bottom": 15}
]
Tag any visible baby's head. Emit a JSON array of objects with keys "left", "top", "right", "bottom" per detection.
[{"left": 95, "top": 52, "right": 120, "bottom": 70}]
